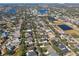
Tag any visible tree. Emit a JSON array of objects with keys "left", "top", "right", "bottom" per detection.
[{"left": 19, "top": 38, "right": 27, "bottom": 56}]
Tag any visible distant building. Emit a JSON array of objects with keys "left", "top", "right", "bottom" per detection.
[
  {"left": 32, "top": 9, "right": 38, "bottom": 15},
  {"left": 48, "top": 16, "right": 57, "bottom": 21},
  {"left": 2, "top": 31, "right": 9, "bottom": 40},
  {"left": 75, "top": 44, "right": 79, "bottom": 49},
  {"left": 58, "top": 43, "right": 69, "bottom": 55},
  {"left": 26, "top": 50, "right": 37, "bottom": 56}
]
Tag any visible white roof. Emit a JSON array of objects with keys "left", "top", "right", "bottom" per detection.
[{"left": 27, "top": 29, "right": 32, "bottom": 32}]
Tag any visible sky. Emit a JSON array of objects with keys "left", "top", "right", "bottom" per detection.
[{"left": 0, "top": 0, "right": 78, "bottom": 3}]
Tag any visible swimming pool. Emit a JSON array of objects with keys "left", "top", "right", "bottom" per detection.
[{"left": 58, "top": 24, "right": 73, "bottom": 30}]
